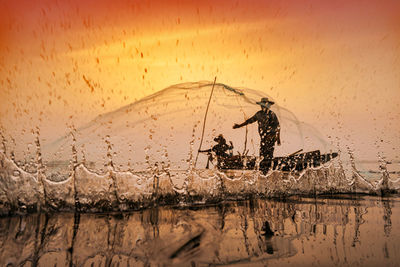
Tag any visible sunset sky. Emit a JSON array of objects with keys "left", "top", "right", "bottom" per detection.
[{"left": 0, "top": 0, "right": 399, "bottom": 162}]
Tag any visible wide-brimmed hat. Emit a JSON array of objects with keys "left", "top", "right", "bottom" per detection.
[
  {"left": 256, "top": 97, "right": 275, "bottom": 107},
  {"left": 214, "top": 134, "right": 225, "bottom": 143}
]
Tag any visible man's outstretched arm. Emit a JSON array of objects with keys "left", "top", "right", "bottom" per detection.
[
  {"left": 198, "top": 148, "right": 212, "bottom": 153},
  {"left": 233, "top": 114, "right": 257, "bottom": 129}
]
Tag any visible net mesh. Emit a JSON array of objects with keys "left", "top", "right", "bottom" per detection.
[{"left": 44, "top": 81, "right": 333, "bottom": 171}]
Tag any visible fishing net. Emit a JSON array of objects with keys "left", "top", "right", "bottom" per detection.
[{"left": 44, "top": 81, "right": 334, "bottom": 172}]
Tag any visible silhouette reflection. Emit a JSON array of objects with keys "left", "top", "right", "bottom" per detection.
[{"left": 0, "top": 196, "right": 399, "bottom": 266}]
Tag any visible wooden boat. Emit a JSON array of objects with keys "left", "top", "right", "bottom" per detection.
[
  {"left": 194, "top": 79, "right": 340, "bottom": 173},
  {"left": 209, "top": 150, "right": 338, "bottom": 172}
]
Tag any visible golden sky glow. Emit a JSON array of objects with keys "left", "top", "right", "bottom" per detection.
[{"left": 0, "top": 0, "right": 399, "bottom": 160}]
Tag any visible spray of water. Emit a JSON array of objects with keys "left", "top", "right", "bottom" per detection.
[{"left": 0, "top": 82, "right": 398, "bottom": 214}]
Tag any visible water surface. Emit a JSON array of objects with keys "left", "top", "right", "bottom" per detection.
[{"left": 1, "top": 195, "right": 399, "bottom": 266}]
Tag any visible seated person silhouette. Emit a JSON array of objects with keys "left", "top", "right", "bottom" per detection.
[{"left": 199, "top": 134, "right": 233, "bottom": 169}]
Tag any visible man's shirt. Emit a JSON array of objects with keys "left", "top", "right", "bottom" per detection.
[{"left": 245, "top": 109, "right": 280, "bottom": 138}]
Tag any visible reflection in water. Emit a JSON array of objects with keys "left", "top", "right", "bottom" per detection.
[{"left": 0, "top": 196, "right": 399, "bottom": 266}]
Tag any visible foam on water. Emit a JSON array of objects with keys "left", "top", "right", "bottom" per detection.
[{"left": 1, "top": 149, "right": 399, "bottom": 214}]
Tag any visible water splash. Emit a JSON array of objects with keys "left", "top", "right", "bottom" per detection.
[
  {"left": 0, "top": 82, "right": 398, "bottom": 214},
  {"left": 1, "top": 149, "right": 399, "bottom": 214}
]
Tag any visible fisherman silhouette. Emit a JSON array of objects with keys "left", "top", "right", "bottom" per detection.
[
  {"left": 233, "top": 97, "right": 281, "bottom": 170},
  {"left": 198, "top": 134, "right": 233, "bottom": 168},
  {"left": 261, "top": 220, "right": 275, "bottom": 254}
]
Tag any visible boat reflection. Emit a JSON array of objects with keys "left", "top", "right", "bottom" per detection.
[{"left": 0, "top": 196, "right": 398, "bottom": 266}]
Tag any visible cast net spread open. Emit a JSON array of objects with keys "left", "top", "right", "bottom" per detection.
[{"left": 44, "top": 81, "right": 333, "bottom": 172}]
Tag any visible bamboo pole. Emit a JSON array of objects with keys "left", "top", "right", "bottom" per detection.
[{"left": 194, "top": 77, "right": 217, "bottom": 168}]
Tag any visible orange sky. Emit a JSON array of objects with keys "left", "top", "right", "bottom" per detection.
[{"left": 0, "top": 0, "right": 399, "bottom": 161}]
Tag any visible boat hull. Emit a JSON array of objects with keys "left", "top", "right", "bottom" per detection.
[{"left": 217, "top": 150, "right": 338, "bottom": 172}]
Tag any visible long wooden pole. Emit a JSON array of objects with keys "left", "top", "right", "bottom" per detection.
[
  {"left": 289, "top": 149, "right": 303, "bottom": 157},
  {"left": 194, "top": 76, "right": 217, "bottom": 168}
]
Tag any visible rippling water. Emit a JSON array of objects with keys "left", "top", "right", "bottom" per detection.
[{"left": 1, "top": 195, "right": 399, "bottom": 266}]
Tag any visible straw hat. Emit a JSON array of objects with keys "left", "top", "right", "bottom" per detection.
[{"left": 256, "top": 97, "right": 275, "bottom": 106}]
